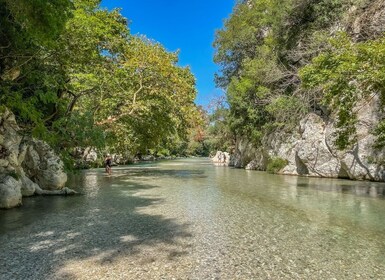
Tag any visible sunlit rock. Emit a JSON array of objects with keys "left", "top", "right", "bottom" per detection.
[
  {"left": 235, "top": 94, "right": 385, "bottom": 181},
  {"left": 212, "top": 151, "right": 231, "bottom": 166}
]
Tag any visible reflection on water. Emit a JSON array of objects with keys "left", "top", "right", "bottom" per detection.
[{"left": 1, "top": 158, "right": 385, "bottom": 278}]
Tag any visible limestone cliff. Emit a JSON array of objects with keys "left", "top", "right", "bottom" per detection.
[
  {"left": 230, "top": 1, "right": 385, "bottom": 181},
  {"left": 233, "top": 94, "right": 385, "bottom": 181},
  {"left": 0, "top": 108, "right": 74, "bottom": 209}
]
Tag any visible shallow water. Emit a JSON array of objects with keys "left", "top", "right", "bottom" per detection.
[{"left": 1, "top": 158, "right": 385, "bottom": 279}]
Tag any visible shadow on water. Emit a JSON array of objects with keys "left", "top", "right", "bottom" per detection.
[
  {"left": 0, "top": 167, "right": 193, "bottom": 279},
  {"left": 3, "top": 160, "right": 385, "bottom": 278},
  {"left": 111, "top": 167, "right": 207, "bottom": 180},
  {"left": 293, "top": 176, "right": 385, "bottom": 199}
]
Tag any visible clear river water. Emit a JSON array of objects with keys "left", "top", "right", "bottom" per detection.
[{"left": 1, "top": 158, "right": 385, "bottom": 279}]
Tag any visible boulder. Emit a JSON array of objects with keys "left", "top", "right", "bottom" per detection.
[
  {"left": 212, "top": 151, "right": 231, "bottom": 166},
  {"left": 20, "top": 172, "right": 38, "bottom": 197},
  {"left": 1, "top": 108, "right": 22, "bottom": 168},
  {"left": 142, "top": 155, "right": 155, "bottom": 161},
  {"left": 85, "top": 148, "right": 98, "bottom": 162},
  {"left": 22, "top": 140, "right": 67, "bottom": 190},
  {"left": 0, "top": 108, "right": 76, "bottom": 209},
  {"left": 0, "top": 176, "right": 22, "bottom": 209}
]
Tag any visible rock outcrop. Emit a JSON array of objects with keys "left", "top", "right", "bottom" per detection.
[
  {"left": 233, "top": 94, "right": 385, "bottom": 181},
  {"left": 0, "top": 176, "right": 22, "bottom": 208},
  {"left": 0, "top": 108, "right": 76, "bottom": 209},
  {"left": 22, "top": 140, "right": 67, "bottom": 190},
  {"left": 348, "top": 0, "right": 385, "bottom": 40},
  {"left": 212, "top": 151, "right": 231, "bottom": 166}
]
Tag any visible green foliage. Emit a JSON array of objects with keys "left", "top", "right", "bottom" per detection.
[
  {"left": 1, "top": 0, "right": 73, "bottom": 46},
  {"left": 300, "top": 32, "right": 385, "bottom": 149},
  {"left": 214, "top": 0, "right": 384, "bottom": 153},
  {"left": 156, "top": 148, "right": 170, "bottom": 158},
  {"left": 266, "top": 96, "right": 307, "bottom": 130},
  {"left": 206, "top": 106, "right": 234, "bottom": 152},
  {"left": 91, "top": 36, "right": 198, "bottom": 155},
  {"left": 7, "top": 170, "right": 21, "bottom": 180},
  {"left": 213, "top": 0, "right": 291, "bottom": 88},
  {"left": 0, "top": 0, "right": 200, "bottom": 168},
  {"left": 266, "top": 157, "right": 288, "bottom": 174},
  {"left": 374, "top": 121, "right": 385, "bottom": 149},
  {"left": 52, "top": 112, "right": 105, "bottom": 149}
]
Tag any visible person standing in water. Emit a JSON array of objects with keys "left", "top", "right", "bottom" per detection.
[{"left": 105, "top": 154, "right": 112, "bottom": 175}]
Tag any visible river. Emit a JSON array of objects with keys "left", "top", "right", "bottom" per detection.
[{"left": 1, "top": 158, "right": 385, "bottom": 279}]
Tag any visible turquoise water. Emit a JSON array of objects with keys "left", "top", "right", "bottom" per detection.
[{"left": 1, "top": 158, "right": 385, "bottom": 279}]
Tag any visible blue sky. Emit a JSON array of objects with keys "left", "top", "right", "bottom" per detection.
[{"left": 100, "top": 0, "right": 235, "bottom": 107}]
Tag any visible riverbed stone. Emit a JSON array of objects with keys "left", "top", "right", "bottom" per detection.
[{"left": 3, "top": 160, "right": 385, "bottom": 279}]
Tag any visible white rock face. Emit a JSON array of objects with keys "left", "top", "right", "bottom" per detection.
[
  {"left": 231, "top": 138, "right": 258, "bottom": 168},
  {"left": 0, "top": 108, "right": 70, "bottom": 208},
  {"left": 337, "top": 94, "right": 385, "bottom": 181},
  {"left": 20, "top": 172, "right": 38, "bottom": 197},
  {"left": 85, "top": 148, "right": 98, "bottom": 162},
  {"left": 1, "top": 109, "right": 21, "bottom": 168},
  {"left": 235, "top": 94, "right": 385, "bottom": 181},
  {"left": 350, "top": 0, "right": 385, "bottom": 40},
  {"left": 0, "top": 176, "right": 22, "bottom": 208},
  {"left": 212, "top": 151, "right": 231, "bottom": 166},
  {"left": 284, "top": 113, "right": 341, "bottom": 178},
  {"left": 22, "top": 140, "right": 67, "bottom": 190}
]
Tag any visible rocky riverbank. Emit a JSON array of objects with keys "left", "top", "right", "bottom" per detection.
[
  {"left": 230, "top": 94, "right": 385, "bottom": 181},
  {"left": 0, "top": 108, "right": 75, "bottom": 209}
]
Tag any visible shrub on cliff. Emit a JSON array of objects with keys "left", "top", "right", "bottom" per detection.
[{"left": 267, "top": 157, "right": 288, "bottom": 174}]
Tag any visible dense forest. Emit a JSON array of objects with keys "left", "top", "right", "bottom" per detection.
[
  {"left": 0, "top": 0, "right": 204, "bottom": 168},
  {"left": 210, "top": 0, "right": 385, "bottom": 157}
]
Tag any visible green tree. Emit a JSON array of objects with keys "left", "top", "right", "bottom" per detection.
[
  {"left": 213, "top": 0, "right": 369, "bottom": 150},
  {"left": 1, "top": 0, "right": 201, "bottom": 167},
  {"left": 300, "top": 32, "right": 385, "bottom": 149}
]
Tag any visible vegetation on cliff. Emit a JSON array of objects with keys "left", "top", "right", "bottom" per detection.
[{"left": 213, "top": 0, "right": 385, "bottom": 152}]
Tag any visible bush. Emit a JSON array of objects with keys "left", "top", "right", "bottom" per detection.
[
  {"left": 266, "top": 157, "right": 288, "bottom": 174},
  {"left": 7, "top": 170, "right": 21, "bottom": 180}
]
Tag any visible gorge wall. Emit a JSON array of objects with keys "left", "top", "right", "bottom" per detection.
[
  {"left": 225, "top": 1, "right": 385, "bottom": 182},
  {"left": 232, "top": 94, "right": 385, "bottom": 181}
]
